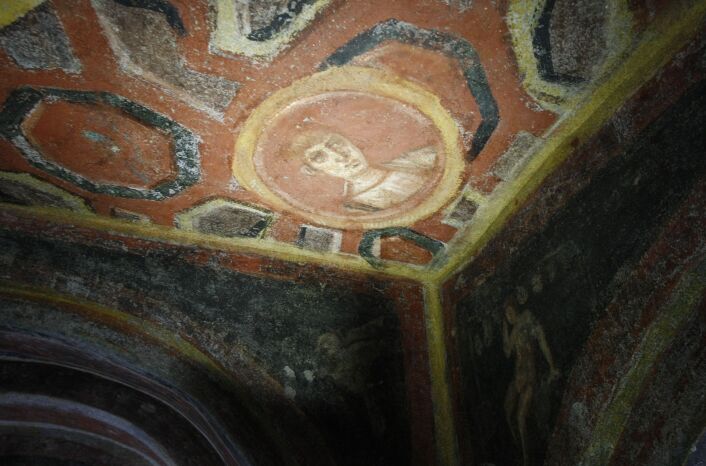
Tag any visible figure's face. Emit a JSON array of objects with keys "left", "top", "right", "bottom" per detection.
[{"left": 303, "top": 135, "right": 368, "bottom": 179}]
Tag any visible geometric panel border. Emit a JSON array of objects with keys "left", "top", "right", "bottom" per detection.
[
  {"left": 0, "top": 170, "right": 92, "bottom": 213},
  {"left": 175, "top": 198, "right": 273, "bottom": 239},
  {"left": 0, "top": 87, "right": 200, "bottom": 200}
]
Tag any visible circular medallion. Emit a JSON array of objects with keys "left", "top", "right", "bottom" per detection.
[{"left": 234, "top": 66, "right": 464, "bottom": 229}]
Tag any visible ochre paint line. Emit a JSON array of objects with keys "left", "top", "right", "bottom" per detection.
[
  {"left": 0, "top": 8, "right": 702, "bottom": 463},
  {"left": 506, "top": 0, "right": 571, "bottom": 109},
  {"left": 212, "top": 0, "right": 333, "bottom": 59},
  {"left": 432, "top": 1, "right": 706, "bottom": 286},
  {"left": 0, "top": 280, "right": 225, "bottom": 376},
  {"left": 0, "top": 203, "right": 427, "bottom": 281},
  {"left": 0, "top": 0, "right": 45, "bottom": 28},
  {"left": 506, "top": 0, "right": 633, "bottom": 111},
  {"left": 579, "top": 259, "right": 706, "bottom": 465},
  {"left": 233, "top": 65, "right": 464, "bottom": 230},
  {"left": 0, "top": 279, "right": 294, "bottom": 424},
  {"left": 0, "top": 4, "right": 702, "bottom": 281},
  {"left": 463, "top": 187, "right": 487, "bottom": 205},
  {"left": 424, "top": 283, "right": 460, "bottom": 466},
  {"left": 0, "top": 171, "right": 92, "bottom": 213}
]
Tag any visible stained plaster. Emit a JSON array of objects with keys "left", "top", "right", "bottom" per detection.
[{"left": 0, "top": 1, "right": 704, "bottom": 465}]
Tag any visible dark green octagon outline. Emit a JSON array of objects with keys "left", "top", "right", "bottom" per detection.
[{"left": 0, "top": 87, "right": 200, "bottom": 200}]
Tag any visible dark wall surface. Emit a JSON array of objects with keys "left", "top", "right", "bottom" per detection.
[
  {"left": 450, "top": 78, "right": 706, "bottom": 466},
  {"left": 0, "top": 229, "right": 410, "bottom": 466}
]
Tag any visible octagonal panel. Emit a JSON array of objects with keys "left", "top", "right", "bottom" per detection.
[
  {"left": 24, "top": 99, "right": 176, "bottom": 190},
  {"left": 0, "top": 0, "right": 679, "bottom": 273},
  {"left": 0, "top": 87, "right": 200, "bottom": 200}
]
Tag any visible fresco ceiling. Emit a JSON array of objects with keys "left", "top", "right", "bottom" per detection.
[
  {"left": 0, "top": 1, "right": 705, "bottom": 465},
  {"left": 0, "top": 0, "right": 658, "bottom": 273}
]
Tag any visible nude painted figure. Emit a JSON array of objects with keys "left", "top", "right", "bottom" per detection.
[
  {"left": 292, "top": 131, "right": 436, "bottom": 212},
  {"left": 502, "top": 297, "right": 560, "bottom": 466}
]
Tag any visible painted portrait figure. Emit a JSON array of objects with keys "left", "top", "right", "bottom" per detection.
[{"left": 291, "top": 131, "right": 436, "bottom": 212}]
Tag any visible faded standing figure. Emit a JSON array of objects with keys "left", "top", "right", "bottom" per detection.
[
  {"left": 291, "top": 131, "right": 436, "bottom": 212},
  {"left": 502, "top": 297, "right": 560, "bottom": 466}
]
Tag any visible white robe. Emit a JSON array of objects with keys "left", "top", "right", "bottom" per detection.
[{"left": 344, "top": 146, "right": 437, "bottom": 212}]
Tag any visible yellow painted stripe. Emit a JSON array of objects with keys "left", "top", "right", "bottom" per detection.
[
  {"left": 424, "top": 283, "right": 460, "bottom": 466},
  {"left": 506, "top": 0, "right": 569, "bottom": 110},
  {"left": 580, "top": 260, "right": 706, "bottom": 464},
  {"left": 212, "top": 0, "right": 333, "bottom": 58},
  {"left": 463, "top": 188, "right": 487, "bottom": 205},
  {"left": 233, "top": 65, "right": 464, "bottom": 230},
  {"left": 0, "top": 0, "right": 45, "bottom": 28},
  {"left": 433, "top": 0, "right": 706, "bottom": 286},
  {"left": 0, "top": 203, "right": 426, "bottom": 281},
  {"left": 0, "top": 280, "right": 225, "bottom": 375},
  {"left": 506, "top": 0, "right": 633, "bottom": 112},
  {"left": 0, "top": 0, "right": 702, "bottom": 283},
  {"left": 0, "top": 279, "right": 297, "bottom": 413},
  {"left": 0, "top": 0, "right": 702, "bottom": 294},
  {"left": 0, "top": 171, "right": 92, "bottom": 213}
]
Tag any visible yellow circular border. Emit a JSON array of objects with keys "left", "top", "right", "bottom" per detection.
[{"left": 233, "top": 66, "right": 464, "bottom": 230}]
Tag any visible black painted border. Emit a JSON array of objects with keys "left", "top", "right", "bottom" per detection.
[
  {"left": 359, "top": 227, "right": 445, "bottom": 267},
  {"left": 0, "top": 87, "right": 200, "bottom": 200},
  {"left": 112, "top": 0, "right": 186, "bottom": 36},
  {"left": 247, "top": 0, "right": 316, "bottom": 42},
  {"left": 320, "top": 19, "right": 499, "bottom": 160},
  {"left": 532, "top": 0, "right": 584, "bottom": 84}
]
